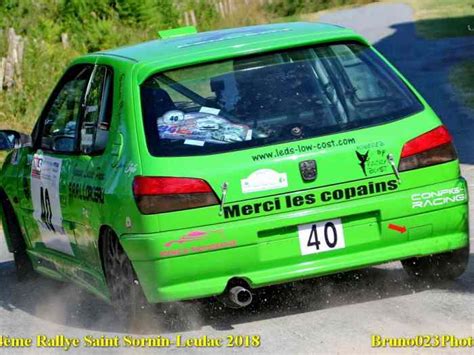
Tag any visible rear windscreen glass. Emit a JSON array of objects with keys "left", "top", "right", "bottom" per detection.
[{"left": 140, "top": 42, "right": 423, "bottom": 156}]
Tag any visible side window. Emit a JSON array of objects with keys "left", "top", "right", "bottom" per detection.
[
  {"left": 40, "top": 67, "right": 92, "bottom": 152},
  {"left": 80, "top": 66, "right": 113, "bottom": 154}
]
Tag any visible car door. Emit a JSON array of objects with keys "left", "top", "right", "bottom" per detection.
[
  {"left": 21, "top": 65, "right": 93, "bottom": 259},
  {"left": 67, "top": 64, "right": 114, "bottom": 271}
]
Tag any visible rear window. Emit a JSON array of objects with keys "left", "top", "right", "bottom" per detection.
[{"left": 141, "top": 42, "right": 423, "bottom": 156}]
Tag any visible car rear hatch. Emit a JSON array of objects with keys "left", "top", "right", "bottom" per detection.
[{"left": 135, "top": 41, "right": 461, "bottom": 232}]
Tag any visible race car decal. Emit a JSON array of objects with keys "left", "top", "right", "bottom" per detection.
[
  {"left": 162, "top": 110, "right": 185, "bottom": 124},
  {"left": 124, "top": 162, "right": 138, "bottom": 176},
  {"left": 31, "top": 154, "right": 73, "bottom": 255},
  {"left": 356, "top": 140, "right": 385, "bottom": 151},
  {"left": 251, "top": 138, "right": 357, "bottom": 162},
  {"left": 72, "top": 167, "right": 105, "bottom": 180},
  {"left": 224, "top": 179, "right": 399, "bottom": 219},
  {"left": 160, "top": 240, "right": 237, "bottom": 257},
  {"left": 199, "top": 106, "right": 220, "bottom": 116},
  {"left": 165, "top": 230, "right": 207, "bottom": 247},
  {"left": 411, "top": 188, "right": 466, "bottom": 208},
  {"left": 388, "top": 223, "right": 407, "bottom": 233},
  {"left": 177, "top": 26, "right": 291, "bottom": 48},
  {"left": 68, "top": 182, "right": 105, "bottom": 204},
  {"left": 164, "top": 229, "right": 225, "bottom": 247},
  {"left": 184, "top": 139, "right": 205, "bottom": 146},
  {"left": 157, "top": 111, "right": 251, "bottom": 144},
  {"left": 125, "top": 216, "right": 132, "bottom": 229},
  {"left": 355, "top": 150, "right": 369, "bottom": 176},
  {"left": 354, "top": 141, "right": 390, "bottom": 176},
  {"left": 241, "top": 169, "right": 288, "bottom": 194}
]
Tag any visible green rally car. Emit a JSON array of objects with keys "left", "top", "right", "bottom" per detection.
[{"left": 0, "top": 23, "right": 469, "bottom": 312}]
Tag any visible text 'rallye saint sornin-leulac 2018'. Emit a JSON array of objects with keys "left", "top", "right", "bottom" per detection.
[{"left": 0, "top": 23, "right": 469, "bottom": 315}]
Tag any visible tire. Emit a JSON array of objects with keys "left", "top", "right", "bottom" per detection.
[
  {"left": 401, "top": 245, "right": 470, "bottom": 282},
  {"left": 101, "top": 229, "right": 149, "bottom": 321},
  {"left": 0, "top": 193, "right": 35, "bottom": 281}
]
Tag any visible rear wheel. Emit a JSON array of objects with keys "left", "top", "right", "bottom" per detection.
[
  {"left": 101, "top": 229, "right": 149, "bottom": 321},
  {"left": 401, "top": 246, "right": 470, "bottom": 281},
  {"left": 0, "top": 193, "right": 35, "bottom": 281}
]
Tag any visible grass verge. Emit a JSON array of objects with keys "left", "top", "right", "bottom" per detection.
[{"left": 396, "top": 0, "right": 474, "bottom": 39}]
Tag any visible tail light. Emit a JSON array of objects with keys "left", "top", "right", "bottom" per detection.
[
  {"left": 133, "top": 176, "right": 219, "bottom": 214},
  {"left": 398, "top": 125, "right": 457, "bottom": 172}
]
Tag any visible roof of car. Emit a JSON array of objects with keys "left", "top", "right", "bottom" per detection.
[{"left": 92, "top": 22, "right": 367, "bottom": 81}]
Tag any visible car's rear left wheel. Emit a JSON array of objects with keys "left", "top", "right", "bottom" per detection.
[
  {"left": 0, "top": 193, "right": 35, "bottom": 281},
  {"left": 101, "top": 229, "right": 149, "bottom": 321}
]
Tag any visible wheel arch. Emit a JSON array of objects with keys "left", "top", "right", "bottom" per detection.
[
  {"left": 97, "top": 225, "right": 134, "bottom": 275},
  {"left": 97, "top": 224, "right": 149, "bottom": 309},
  {"left": 98, "top": 224, "right": 117, "bottom": 273},
  {"left": 0, "top": 188, "right": 19, "bottom": 253}
]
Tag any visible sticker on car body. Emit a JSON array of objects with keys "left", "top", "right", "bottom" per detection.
[
  {"left": 298, "top": 218, "right": 345, "bottom": 255},
  {"left": 411, "top": 188, "right": 466, "bottom": 208},
  {"left": 31, "top": 154, "right": 73, "bottom": 255},
  {"left": 241, "top": 169, "right": 288, "bottom": 193},
  {"left": 199, "top": 106, "right": 220, "bottom": 116}
]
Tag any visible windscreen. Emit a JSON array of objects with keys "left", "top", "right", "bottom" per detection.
[{"left": 141, "top": 42, "right": 423, "bottom": 156}]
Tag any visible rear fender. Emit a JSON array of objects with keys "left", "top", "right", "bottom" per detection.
[{"left": 0, "top": 189, "right": 18, "bottom": 253}]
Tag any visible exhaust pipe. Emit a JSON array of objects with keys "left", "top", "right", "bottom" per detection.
[{"left": 227, "top": 286, "right": 253, "bottom": 308}]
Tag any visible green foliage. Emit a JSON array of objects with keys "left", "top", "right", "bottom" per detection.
[
  {"left": 185, "top": 0, "right": 220, "bottom": 31},
  {"left": 0, "top": 0, "right": 182, "bottom": 132},
  {"left": 0, "top": 0, "right": 372, "bottom": 133}
]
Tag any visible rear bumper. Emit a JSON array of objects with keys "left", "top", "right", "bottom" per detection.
[{"left": 121, "top": 179, "right": 469, "bottom": 303}]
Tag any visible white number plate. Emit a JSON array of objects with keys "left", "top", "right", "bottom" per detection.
[{"left": 298, "top": 218, "right": 345, "bottom": 255}]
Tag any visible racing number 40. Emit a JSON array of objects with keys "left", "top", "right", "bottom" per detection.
[
  {"left": 298, "top": 219, "right": 345, "bottom": 255},
  {"left": 307, "top": 221, "right": 338, "bottom": 250}
]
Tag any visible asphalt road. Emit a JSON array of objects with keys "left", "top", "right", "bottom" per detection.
[{"left": 0, "top": 3, "right": 473, "bottom": 354}]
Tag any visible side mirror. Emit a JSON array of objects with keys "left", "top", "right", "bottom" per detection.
[
  {"left": 53, "top": 135, "right": 75, "bottom": 152},
  {"left": 0, "top": 130, "right": 31, "bottom": 151}
]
